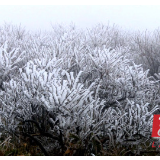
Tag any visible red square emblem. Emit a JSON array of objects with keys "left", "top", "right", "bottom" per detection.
[{"left": 152, "top": 115, "right": 160, "bottom": 138}]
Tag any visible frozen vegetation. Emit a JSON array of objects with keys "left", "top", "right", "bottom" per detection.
[{"left": 0, "top": 23, "right": 160, "bottom": 155}]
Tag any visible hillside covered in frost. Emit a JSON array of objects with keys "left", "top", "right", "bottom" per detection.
[{"left": 0, "top": 23, "right": 160, "bottom": 155}]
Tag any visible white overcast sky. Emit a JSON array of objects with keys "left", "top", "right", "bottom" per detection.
[{"left": 0, "top": 4, "right": 160, "bottom": 32}]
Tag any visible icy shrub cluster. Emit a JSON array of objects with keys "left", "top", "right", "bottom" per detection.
[
  {"left": 0, "top": 41, "right": 26, "bottom": 91},
  {"left": 0, "top": 23, "right": 159, "bottom": 155}
]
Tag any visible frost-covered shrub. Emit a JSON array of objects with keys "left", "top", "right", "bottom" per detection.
[
  {"left": 0, "top": 41, "right": 26, "bottom": 90},
  {"left": 0, "top": 58, "right": 108, "bottom": 154},
  {"left": 129, "top": 29, "right": 160, "bottom": 76},
  {"left": 0, "top": 23, "right": 30, "bottom": 53},
  {"left": 83, "top": 46, "right": 160, "bottom": 141},
  {"left": 85, "top": 23, "right": 128, "bottom": 49},
  {"left": 76, "top": 45, "right": 158, "bottom": 112}
]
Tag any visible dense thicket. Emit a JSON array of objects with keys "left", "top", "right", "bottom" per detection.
[{"left": 0, "top": 23, "right": 160, "bottom": 155}]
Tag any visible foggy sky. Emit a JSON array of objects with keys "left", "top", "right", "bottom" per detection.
[{"left": 0, "top": 5, "right": 160, "bottom": 32}]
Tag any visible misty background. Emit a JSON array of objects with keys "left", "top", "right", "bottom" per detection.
[{"left": 0, "top": 5, "right": 160, "bottom": 31}]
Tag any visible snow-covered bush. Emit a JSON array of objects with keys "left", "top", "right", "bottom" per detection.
[
  {"left": 85, "top": 23, "right": 128, "bottom": 49},
  {"left": 0, "top": 41, "right": 26, "bottom": 91},
  {"left": 0, "top": 58, "right": 106, "bottom": 154},
  {"left": 129, "top": 29, "right": 160, "bottom": 76},
  {"left": 79, "top": 45, "right": 159, "bottom": 110}
]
